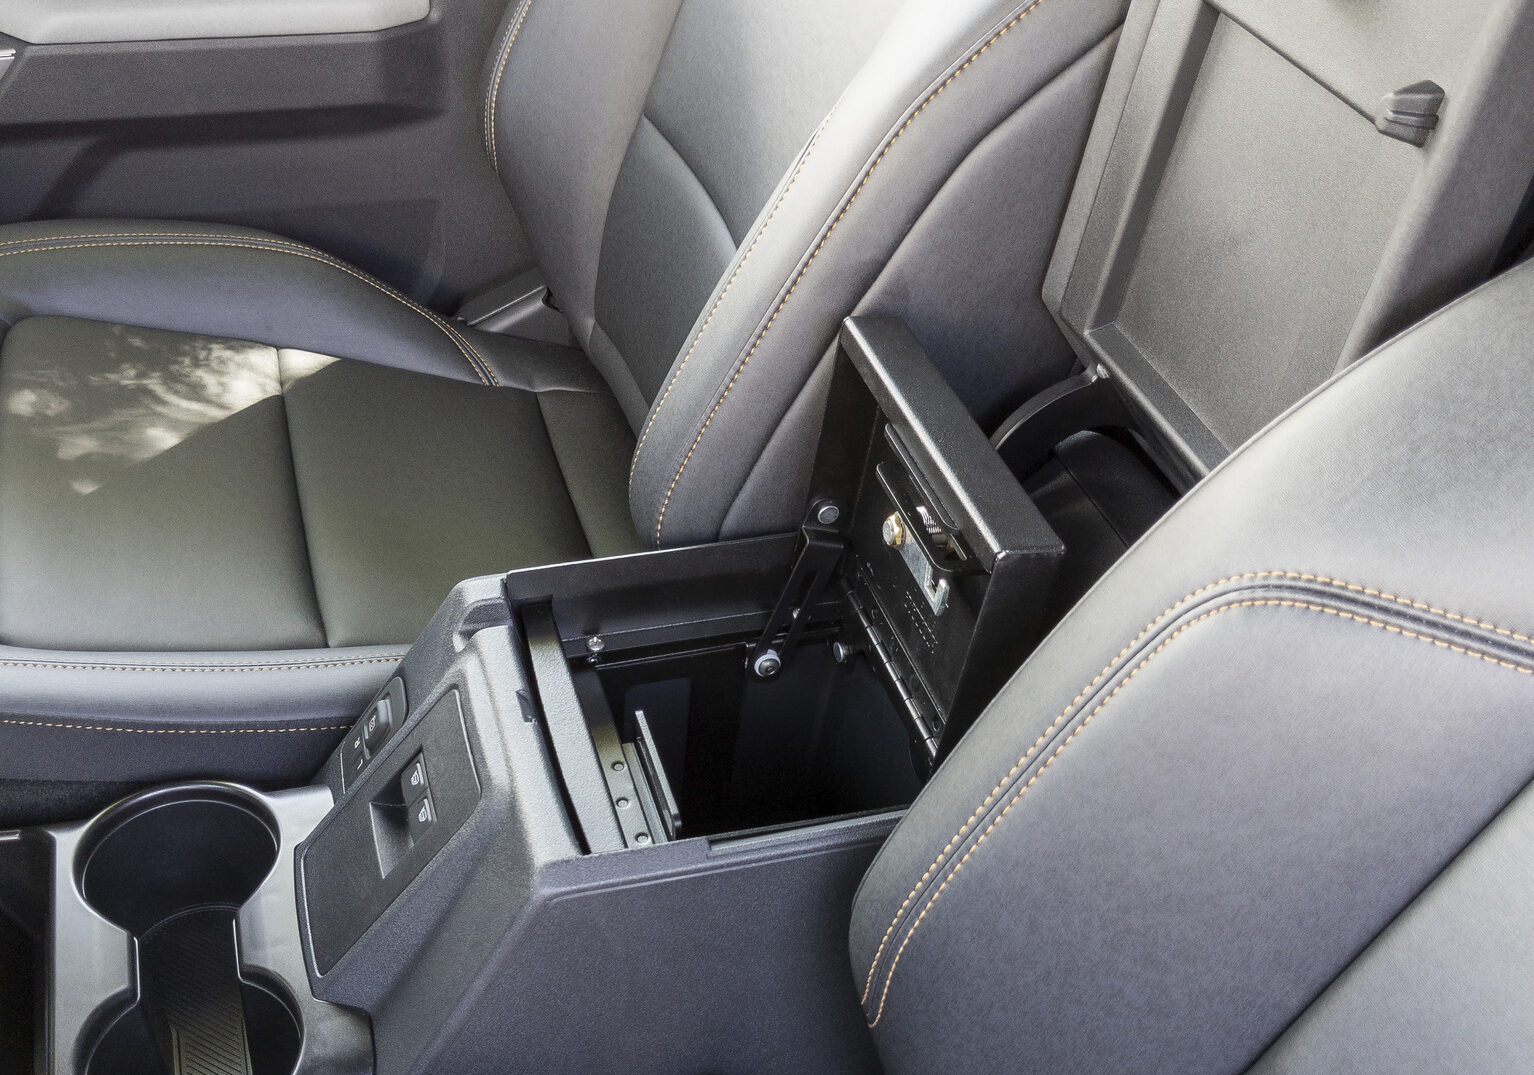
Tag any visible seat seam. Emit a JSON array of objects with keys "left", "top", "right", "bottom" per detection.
[
  {"left": 864, "top": 592, "right": 1534, "bottom": 1027},
  {"left": 484, "top": 0, "right": 535, "bottom": 174},
  {"left": 642, "top": 111, "right": 742, "bottom": 246},
  {"left": 534, "top": 392, "right": 599, "bottom": 561},
  {"left": 0, "top": 717, "right": 348, "bottom": 734},
  {"left": 857, "top": 568, "right": 1534, "bottom": 1006},
  {"left": 0, "top": 655, "right": 405, "bottom": 672},
  {"left": 628, "top": 109, "right": 837, "bottom": 491},
  {"left": 272, "top": 355, "right": 333, "bottom": 647},
  {"left": 651, "top": 0, "right": 1051, "bottom": 545},
  {"left": 0, "top": 235, "right": 496, "bottom": 386}
]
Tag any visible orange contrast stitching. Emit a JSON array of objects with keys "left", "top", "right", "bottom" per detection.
[
  {"left": 485, "top": 0, "right": 535, "bottom": 174},
  {"left": 629, "top": 111, "right": 836, "bottom": 490},
  {"left": 0, "top": 655, "right": 404, "bottom": 673},
  {"left": 865, "top": 594, "right": 1534, "bottom": 1026},
  {"left": 858, "top": 568, "right": 1534, "bottom": 1001},
  {"left": 651, "top": 0, "right": 1051, "bottom": 544}
]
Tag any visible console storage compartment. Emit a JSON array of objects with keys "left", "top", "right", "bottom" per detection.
[
  {"left": 532, "top": 594, "right": 921, "bottom": 845},
  {"left": 293, "top": 317, "right": 1065, "bottom": 1073}
]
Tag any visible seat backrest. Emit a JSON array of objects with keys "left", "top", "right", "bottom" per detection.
[
  {"left": 484, "top": 0, "right": 1132, "bottom": 546},
  {"left": 1043, "top": 0, "right": 1534, "bottom": 484},
  {"left": 849, "top": 253, "right": 1534, "bottom": 1073}
]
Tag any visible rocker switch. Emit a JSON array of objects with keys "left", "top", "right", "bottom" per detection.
[
  {"left": 361, "top": 696, "right": 393, "bottom": 752},
  {"left": 407, "top": 793, "right": 436, "bottom": 840},
  {"left": 399, "top": 753, "right": 429, "bottom": 805}
]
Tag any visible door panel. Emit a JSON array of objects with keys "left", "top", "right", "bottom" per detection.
[
  {"left": 0, "top": 1, "right": 530, "bottom": 307},
  {"left": 1, "top": 0, "right": 432, "bottom": 44}
]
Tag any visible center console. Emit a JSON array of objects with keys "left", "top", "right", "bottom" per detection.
[{"left": 0, "top": 318, "right": 1065, "bottom": 1074}]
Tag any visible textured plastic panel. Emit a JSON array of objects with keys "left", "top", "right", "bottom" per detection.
[
  {"left": 0, "top": 0, "right": 428, "bottom": 44},
  {"left": 1046, "top": 0, "right": 1534, "bottom": 478},
  {"left": 1114, "top": 17, "right": 1417, "bottom": 449}
]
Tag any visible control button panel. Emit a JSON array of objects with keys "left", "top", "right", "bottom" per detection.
[
  {"left": 341, "top": 726, "right": 369, "bottom": 786},
  {"left": 339, "top": 676, "right": 407, "bottom": 790},
  {"left": 302, "top": 689, "right": 484, "bottom": 976}
]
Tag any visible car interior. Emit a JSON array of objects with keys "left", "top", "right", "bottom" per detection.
[{"left": 1, "top": 0, "right": 1533, "bottom": 1071}]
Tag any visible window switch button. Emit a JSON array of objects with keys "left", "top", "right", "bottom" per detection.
[
  {"left": 399, "top": 754, "right": 428, "bottom": 804},
  {"left": 407, "top": 793, "right": 435, "bottom": 840}
]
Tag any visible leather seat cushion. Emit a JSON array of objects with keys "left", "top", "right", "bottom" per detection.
[
  {"left": 0, "top": 316, "right": 638, "bottom": 650},
  {"left": 0, "top": 220, "right": 638, "bottom": 811}
]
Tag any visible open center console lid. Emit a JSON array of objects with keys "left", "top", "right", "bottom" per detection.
[{"left": 1043, "top": 0, "right": 1534, "bottom": 481}]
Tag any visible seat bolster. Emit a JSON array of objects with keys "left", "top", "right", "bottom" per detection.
[
  {"left": 850, "top": 257, "right": 1534, "bottom": 1072},
  {"left": 0, "top": 643, "right": 401, "bottom": 791},
  {"left": 0, "top": 219, "right": 496, "bottom": 385},
  {"left": 626, "top": 0, "right": 1130, "bottom": 547}
]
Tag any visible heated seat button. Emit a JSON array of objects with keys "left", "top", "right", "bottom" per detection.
[
  {"left": 361, "top": 697, "right": 393, "bottom": 752},
  {"left": 407, "top": 793, "right": 435, "bottom": 840},
  {"left": 399, "top": 754, "right": 428, "bottom": 805}
]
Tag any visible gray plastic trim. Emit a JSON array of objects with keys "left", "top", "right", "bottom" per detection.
[{"left": 0, "top": 0, "right": 429, "bottom": 45}]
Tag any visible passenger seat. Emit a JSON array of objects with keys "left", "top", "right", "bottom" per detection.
[{"left": 0, "top": 0, "right": 1131, "bottom": 819}]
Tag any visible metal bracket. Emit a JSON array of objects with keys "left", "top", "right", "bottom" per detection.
[{"left": 750, "top": 501, "right": 847, "bottom": 678}]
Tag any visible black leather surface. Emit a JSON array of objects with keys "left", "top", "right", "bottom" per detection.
[
  {"left": 850, "top": 257, "right": 1534, "bottom": 1072},
  {"left": 1249, "top": 776, "right": 1534, "bottom": 1074},
  {"left": 487, "top": 0, "right": 1130, "bottom": 543},
  {"left": 0, "top": 0, "right": 1131, "bottom": 803},
  {"left": 0, "top": 316, "right": 325, "bottom": 651},
  {"left": 622, "top": 0, "right": 1132, "bottom": 547},
  {"left": 280, "top": 355, "right": 628, "bottom": 647},
  {"left": 0, "top": 220, "right": 637, "bottom": 805}
]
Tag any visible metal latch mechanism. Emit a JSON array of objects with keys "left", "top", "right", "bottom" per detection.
[
  {"left": 875, "top": 460, "right": 966, "bottom": 617},
  {"left": 881, "top": 503, "right": 951, "bottom": 615}
]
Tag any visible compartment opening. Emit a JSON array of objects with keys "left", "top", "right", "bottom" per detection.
[
  {"left": 75, "top": 785, "right": 301, "bottom": 1075},
  {"left": 586, "top": 636, "right": 922, "bottom": 837}
]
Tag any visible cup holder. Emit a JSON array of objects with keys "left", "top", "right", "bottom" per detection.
[{"left": 74, "top": 784, "right": 302, "bottom": 1075}]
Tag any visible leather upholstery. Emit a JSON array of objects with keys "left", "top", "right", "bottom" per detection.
[
  {"left": 850, "top": 257, "right": 1534, "bottom": 1072},
  {"left": 0, "top": 0, "right": 1129, "bottom": 808},
  {"left": 0, "top": 220, "right": 636, "bottom": 801},
  {"left": 488, "top": 0, "right": 1131, "bottom": 546},
  {"left": 1249, "top": 775, "right": 1534, "bottom": 1073}
]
